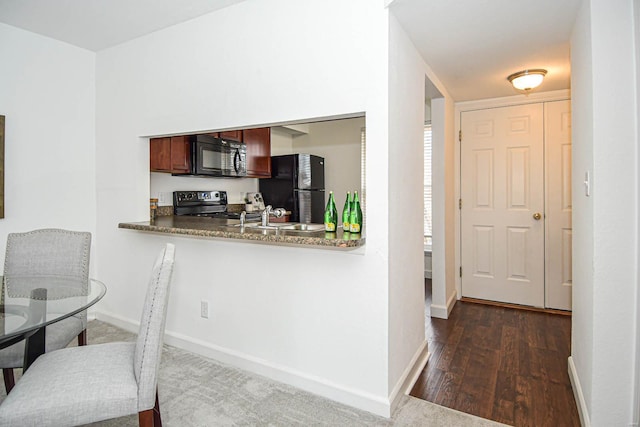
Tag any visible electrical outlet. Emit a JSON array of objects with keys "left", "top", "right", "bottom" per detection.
[
  {"left": 200, "top": 300, "right": 209, "bottom": 319},
  {"left": 158, "top": 192, "right": 169, "bottom": 205}
]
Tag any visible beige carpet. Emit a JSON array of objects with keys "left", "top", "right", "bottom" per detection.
[{"left": 1, "top": 320, "right": 505, "bottom": 426}]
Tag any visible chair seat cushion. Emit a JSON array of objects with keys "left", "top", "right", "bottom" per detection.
[
  {"left": 0, "top": 342, "right": 138, "bottom": 427},
  {"left": 0, "top": 316, "right": 85, "bottom": 368}
]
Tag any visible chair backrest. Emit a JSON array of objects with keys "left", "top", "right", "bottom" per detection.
[
  {"left": 3, "top": 229, "right": 91, "bottom": 298},
  {"left": 133, "top": 243, "right": 175, "bottom": 411}
]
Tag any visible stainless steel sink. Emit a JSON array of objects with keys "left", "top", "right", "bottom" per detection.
[
  {"left": 224, "top": 222, "right": 324, "bottom": 235},
  {"left": 277, "top": 228, "right": 325, "bottom": 237},
  {"left": 276, "top": 223, "right": 325, "bottom": 231},
  {"left": 243, "top": 227, "right": 279, "bottom": 235},
  {"left": 230, "top": 223, "right": 278, "bottom": 230}
]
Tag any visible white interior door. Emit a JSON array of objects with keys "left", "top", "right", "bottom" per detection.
[
  {"left": 460, "top": 104, "right": 545, "bottom": 307},
  {"left": 545, "top": 100, "right": 572, "bottom": 310}
]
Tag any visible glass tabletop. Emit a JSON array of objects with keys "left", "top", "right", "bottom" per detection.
[{"left": 0, "top": 276, "right": 106, "bottom": 346}]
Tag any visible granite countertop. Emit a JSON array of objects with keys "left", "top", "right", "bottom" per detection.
[{"left": 118, "top": 216, "right": 365, "bottom": 249}]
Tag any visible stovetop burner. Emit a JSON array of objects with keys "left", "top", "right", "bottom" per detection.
[{"left": 173, "top": 190, "right": 261, "bottom": 221}]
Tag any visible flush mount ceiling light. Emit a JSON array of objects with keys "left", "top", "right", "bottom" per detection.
[{"left": 507, "top": 69, "right": 547, "bottom": 91}]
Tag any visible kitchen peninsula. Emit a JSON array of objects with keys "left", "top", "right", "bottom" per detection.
[{"left": 119, "top": 215, "right": 365, "bottom": 249}]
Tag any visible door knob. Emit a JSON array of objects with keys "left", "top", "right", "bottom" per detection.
[{"left": 533, "top": 212, "right": 542, "bottom": 220}]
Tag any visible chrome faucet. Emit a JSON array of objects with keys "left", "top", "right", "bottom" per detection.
[
  {"left": 239, "top": 211, "right": 246, "bottom": 227},
  {"left": 261, "top": 205, "right": 273, "bottom": 227},
  {"left": 261, "top": 205, "right": 286, "bottom": 227}
]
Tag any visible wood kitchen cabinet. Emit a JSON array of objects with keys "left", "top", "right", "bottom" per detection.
[
  {"left": 150, "top": 136, "right": 191, "bottom": 173},
  {"left": 169, "top": 136, "right": 191, "bottom": 173},
  {"left": 150, "top": 137, "right": 171, "bottom": 172},
  {"left": 243, "top": 127, "right": 271, "bottom": 178},
  {"left": 205, "top": 131, "right": 242, "bottom": 141},
  {"left": 219, "top": 130, "right": 242, "bottom": 142}
]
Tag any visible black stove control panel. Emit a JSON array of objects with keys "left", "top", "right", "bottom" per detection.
[
  {"left": 173, "top": 190, "right": 229, "bottom": 216},
  {"left": 173, "top": 191, "right": 227, "bottom": 207}
]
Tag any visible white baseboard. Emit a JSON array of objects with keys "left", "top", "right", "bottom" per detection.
[
  {"left": 403, "top": 346, "right": 430, "bottom": 396},
  {"left": 430, "top": 290, "right": 457, "bottom": 319},
  {"left": 95, "top": 311, "right": 139, "bottom": 334},
  {"left": 388, "top": 340, "right": 429, "bottom": 413},
  {"left": 95, "top": 311, "right": 392, "bottom": 418},
  {"left": 568, "top": 356, "right": 590, "bottom": 427}
]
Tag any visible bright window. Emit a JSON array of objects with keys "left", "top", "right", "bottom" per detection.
[{"left": 424, "top": 123, "right": 432, "bottom": 248}]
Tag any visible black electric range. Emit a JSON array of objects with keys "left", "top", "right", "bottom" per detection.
[{"left": 173, "top": 191, "right": 261, "bottom": 220}]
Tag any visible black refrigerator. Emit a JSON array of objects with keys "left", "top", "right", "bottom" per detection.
[{"left": 259, "top": 154, "right": 325, "bottom": 223}]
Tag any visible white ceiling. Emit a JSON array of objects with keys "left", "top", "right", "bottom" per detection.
[
  {"left": 0, "top": 0, "right": 247, "bottom": 52},
  {"left": 390, "top": 0, "right": 582, "bottom": 101},
  {"left": 0, "top": 0, "right": 581, "bottom": 101}
]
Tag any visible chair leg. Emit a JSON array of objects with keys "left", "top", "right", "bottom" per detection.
[
  {"left": 2, "top": 369, "right": 15, "bottom": 393},
  {"left": 153, "top": 390, "right": 162, "bottom": 427},
  {"left": 138, "top": 390, "right": 162, "bottom": 427},
  {"left": 138, "top": 409, "right": 154, "bottom": 427},
  {"left": 77, "top": 329, "right": 87, "bottom": 346}
]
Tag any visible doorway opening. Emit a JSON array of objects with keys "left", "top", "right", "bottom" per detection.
[{"left": 424, "top": 75, "right": 451, "bottom": 320}]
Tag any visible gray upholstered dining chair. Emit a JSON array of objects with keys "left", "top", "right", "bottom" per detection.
[
  {"left": 0, "top": 228, "right": 91, "bottom": 392},
  {"left": 0, "top": 243, "right": 175, "bottom": 427}
]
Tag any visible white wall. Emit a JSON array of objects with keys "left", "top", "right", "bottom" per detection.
[
  {"left": 635, "top": 1, "right": 640, "bottom": 422},
  {"left": 569, "top": 1, "right": 595, "bottom": 421},
  {"left": 570, "top": 0, "right": 639, "bottom": 425},
  {"left": 387, "top": 13, "right": 426, "bottom": 402},
  {"left": 0, "top": 24, "right": 96, "bottom": 267},
  {"left": 430, "top": 95, "right": 456, "bottom": 319},
  {"left": 270, "top": 128, "right": 294, "bottom": 156},
  {"left": 95, "top": 0, "right": 398, "bottom": 416},
  {"left": 292, "top": 117, "right": 364, "bottom": 207}
]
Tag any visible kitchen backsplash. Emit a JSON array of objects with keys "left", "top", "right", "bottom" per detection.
[
  {"left": 151, "top": 172, "right": 259, "bottom": 206},
  {"left": 156, "top": 206, "right": 173, "bottom": 216}
]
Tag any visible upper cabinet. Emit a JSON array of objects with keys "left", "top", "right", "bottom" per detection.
[
  {"left": 150, "top": 136, "right": 191, "bottom": 173},
  {"left": 169, "top": 136, "right": 191, "bottom": 173},
  {"left": 150, "top": 137, "right": 171, "bottom": 172},
  {"left": 150, "top": 128, "right": 271, "bottom": 177},
  {"left": 243, "top": 127, "right": 271, "bottom": 178},
  {"left": 219, "top": 130, "right": 243, "bottom": 142},
  {"left": 206, "top": 130, "right": 243, "bottom": 142}
]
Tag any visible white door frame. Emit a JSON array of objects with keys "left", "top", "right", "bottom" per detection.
[{"left": 452, "top": 89, "right": 571, "bottom": 302}]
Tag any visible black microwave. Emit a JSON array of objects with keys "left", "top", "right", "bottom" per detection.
[{"left": 190, "top": 135, "right": 247, "bottom": 177}]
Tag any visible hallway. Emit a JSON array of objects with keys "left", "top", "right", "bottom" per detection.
[{"left": 410, "top": 280, "right": 580, "bottom": 426}]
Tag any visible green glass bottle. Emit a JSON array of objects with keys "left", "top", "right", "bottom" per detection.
[
  {"left": 324, "top": 191, "right": 338, "bottom": 232},
  {"left": 349, "top": 191, "right": 363, "bottom": 233},
  {"left": 342, "top": 191, "right": 351, "bottom": 231}
]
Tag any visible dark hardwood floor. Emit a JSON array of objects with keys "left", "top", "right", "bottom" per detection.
[{"left": 410, "top": 280, "right": 580, "bottom": 427}]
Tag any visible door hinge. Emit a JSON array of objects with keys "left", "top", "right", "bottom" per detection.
[
  {"left": 459, "top": 199, "right": 462, "bottom": 209},
  {"left": 459, "top": 266, "right": 463, "bottom": 277},
  {"left": 459, "top": 130, "right": 462, "bottom": 142}
]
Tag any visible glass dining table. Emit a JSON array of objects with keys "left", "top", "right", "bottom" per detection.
[{"left": 0, "top": 276, "right": 106, "bottom": 371}]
